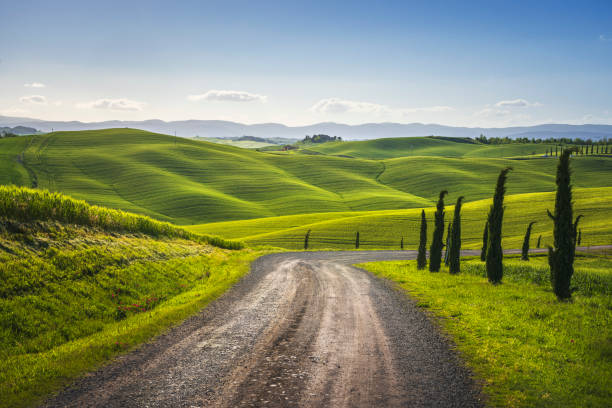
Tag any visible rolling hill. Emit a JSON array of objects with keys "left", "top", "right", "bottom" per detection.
[
  {"left": 188, "top": 187, "right": 612, "bottom": 250},
  {"left": 0, "top": 129, "right": 610, "bottom": 226}
]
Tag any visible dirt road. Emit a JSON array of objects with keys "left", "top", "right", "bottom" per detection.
[{"left": 44, "top": 250, "right": 488, "bottom": 407}]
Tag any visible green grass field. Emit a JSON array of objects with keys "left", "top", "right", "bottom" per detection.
[
  {"left": 1, "top": 129, "right": 610, "bottom": 226},
  {"left": 305, "top": 136, "right": 560, "bottom": 159},
  {"left": 0, "top": 215, "right": 265, "bottom": 408},
  {"left": 360, "top": 254, "right": 612, "bottom": 407},
  {"left": 189, "top": 187, "right": 612, "bottom": 250}
]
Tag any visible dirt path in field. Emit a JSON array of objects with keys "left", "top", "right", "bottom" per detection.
[{"left": 44, "top": 246, "right": 610, "bottom": 408}]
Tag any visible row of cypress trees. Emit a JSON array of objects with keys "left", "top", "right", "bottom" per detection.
[{"left": 415, "top": 148, "right": 582, "bottom": 300}]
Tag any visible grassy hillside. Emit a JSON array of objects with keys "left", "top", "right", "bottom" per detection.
[
  {"left": 306, "top": 137, "right": 559, "bottom": 159},
  {"left": 188, "top": 187, "right": 612, "bottom": 250},
  {"left": 0, "top": 188, "right": 260, "bottom": 407},
  {"left": 1, "top": 130, "right": 610, "bottom": 226}
]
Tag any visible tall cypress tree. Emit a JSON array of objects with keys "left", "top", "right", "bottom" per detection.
[
  {"left": 521, "top": 221, "right": 536, "bottom": 261},
  {"left": 355, "top": 231, "right": 360, "bottom": 249},
  {"left": 429, "top": 190, "right": 448, "bottom": 272},
  {"left": 577, "top": 229, "right": 582, "bottom": 246},
  {"left": 449, "top": 196, "right": 464, "bottom": 274},
  {"left": 537, "top": 235, "right": 542, "bottom": 249},
  {"left": 547, "top": 148, "right": 583, "bottom": 300},
  {"left": 486, "top": 167, "right": 512, "bottom": 284},
  {"left": 416, "top": 209, "right": 427, "bottom": 269},
  {"left": 480, "top": 221, "right": 488, "bottom": 261},
  {"left": 444, "top": 221, "right": 452, "bottom": 266},
  {"left": 304, "top": 229, "right": 311, "bottom": 250},
  {"left": 400, "top": 236, "right": 404, "bottom": 250}
]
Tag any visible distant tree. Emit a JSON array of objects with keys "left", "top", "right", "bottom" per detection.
[
  {"left": 577, "top": 229, "right": 582, "bottom": 246},
  {"left": 449, "top": 196, "right": 464, "bottom": 274},
  {"left": 400, "top": 236, "right": 404, "bottom": 250},
  {"left": 480, "top": 221, "right": 488, "bottom": 261},
  {"left": 486, "top": 167, "right": 512, "bottom": 284},
  {"left": 444, "top": 221, "right": 452, "bottom": 266},
  {"left": 555, "top": 145, "right": 558, "bottom": 156},
  {"left": 590, "top": 144, "right": 594, "bottom": 155},
  {"left": 417, "top": 210, "right": 427, "bottom": 269},
  {"left": 304, "top": 229, "right": 311, "bottom": 250},
  {"left": 355, "top": 231, "right": 360, "bottom": 249},
  {"left": 537, "top": 235, "right": 542, "bottom": 249},
  {"left": 521, "top": 221, "right": 536, "bottom": 261},
  {"left": 547, "top": 148, "right": 583, "bottom": 300},
  {"left": 429, "top": 191, "right": 448, "bottom": 272}
]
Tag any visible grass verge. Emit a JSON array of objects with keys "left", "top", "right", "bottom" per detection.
[
  {"left": 0, "top": 218, "right": 266, "bottom": 407},
  {"left": 359, "top": 254, "right": 612, "bottom": 407}
]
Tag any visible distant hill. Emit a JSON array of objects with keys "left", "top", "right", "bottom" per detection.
[{"left": 1, "top": 115, "right": 611, "bottom": 140}]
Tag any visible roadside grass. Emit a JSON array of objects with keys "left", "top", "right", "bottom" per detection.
[
  {"left": 0, "top": 185, "right": 242, "bottom": 249},
  {"left": 360, "top": 255, "right": 612, "bottom": 407},
  {"left": 189, "top": 187, "right": 612, "bottom": 250},
  {"left": 1, "top": 130, "right": 609, "bottom": 225},
  {"left": 0, "top": 218, "right": 267, "bottom": 408}
]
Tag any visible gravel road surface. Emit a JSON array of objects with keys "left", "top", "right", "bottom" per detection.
[{"left": 42, "top": 250, "right": 499, "bottom": 407}]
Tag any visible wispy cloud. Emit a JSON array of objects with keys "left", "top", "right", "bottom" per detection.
[
  {"left": 495, "top": 98, "right": 541, "bottom": 108},
  {"left": 20, "top": 95, "right": 47, "bottom": 104},
  {"left": 76, "top": 98, "right": 145, "bottom": 111},
  {"left": 310, "top": 97, "right": 388, "bottom": 114},
  {"left": 600, "top": 34, "right": 612, "bottom": 42},
  {"left": 310, "top": 97, "right": 454, "bottom": 117},
  {"left": 188, "top": 90, "right": 267, "bottom": 102},
  {"left": 1, "top": 108, "right": 30, "bottom": 116},
  {"left": 24, "top": 82, "right": 46, "bottom": 88},
  {"left": 401, "top": 106, "right": 454, "bottom": 114}
]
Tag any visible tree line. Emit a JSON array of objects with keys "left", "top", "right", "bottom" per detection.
[{"left": 414, "top": 148, "right": 582, "bottom": 300}]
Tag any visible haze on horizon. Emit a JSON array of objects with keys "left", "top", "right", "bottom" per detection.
[{"left": 1, "top": 0, "right": 611, "bottom": 128}]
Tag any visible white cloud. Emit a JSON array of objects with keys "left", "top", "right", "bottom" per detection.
[
  {"left": 188, "top": 90, "right": 267, "bottom": 103},
  {"left": 600, "top": 34, "right": 612, "bottom": 42},
  {"left": 0, "top": 108, "right": 30, "bottom": 116},
  {"left": 24, "top": 82, "right": 46, "bottom": 88},
  {"left": 310, "top": 98, "right": 389, "bottom": 114},
  {"left": 494, "top": 98, "right": 541, "bottom": 108},
  {"left": 76, "top": 98, "right": 145, "bottom": 111},
  {"left": 401, "top": 106, "right": 455, "bottom": 114},
  {"left": 474, "top": 107, "right": 511, "bottom": 118},
  {"left": 20, "top": 95, "right": 47, "bottom": 104}
]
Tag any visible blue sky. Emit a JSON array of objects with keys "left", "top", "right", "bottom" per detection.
[{"left": 1, "top": 0, "right": 611, "bottom": 126}]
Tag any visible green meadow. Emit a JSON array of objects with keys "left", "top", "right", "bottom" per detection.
[
  {"left": 1, "top": 129, "right": 610, "bottom": 225},
  {"left": 190, "top": 187, "right": 612, "bottom": 250},
  {"left": 360, "top": 253, "right": 612, "bottom": 407}
]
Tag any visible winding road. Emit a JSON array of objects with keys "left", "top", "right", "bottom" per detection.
[{"left": 43, "top": 250, "right": 492, "bottom": 407}]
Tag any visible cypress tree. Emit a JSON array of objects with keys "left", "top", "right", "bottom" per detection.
[
  {"left": 547, "top": 148, "right": 583, "bottom": 300},
  {"left": 577, "top": 229, "right": 582, "bottom": 246},
  {"left": 417, "top": 209, "right": 427, "bottom": 269},
  {"left": 444, "top": 221, "right": 452, "bottom": 266},
  {"left": 537, "top": 234, "right": 542, "bottom": 248},
  {"left": 449, "top": 196, "right": 464, "bottom": 274},
  {"left": 480, "top": 221, "right": 488, "bottom": 261},
  {"left": 486, "top": 167, "right": 512, "bottom": 284},
  {"left": 429, "top": 190, "right": 448, "bottom": 272},
  {"left": 304, "top": 229, "right": 311, "bottom": 250},
  {"left": 400, "top": 236, "right": 404, "bottom": 250},
  {"left": 521, "top": 221, "right": 536, "bottom": 261},
  {"left": 355, "top": 231, "right": 360, "bottom": 249}
]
